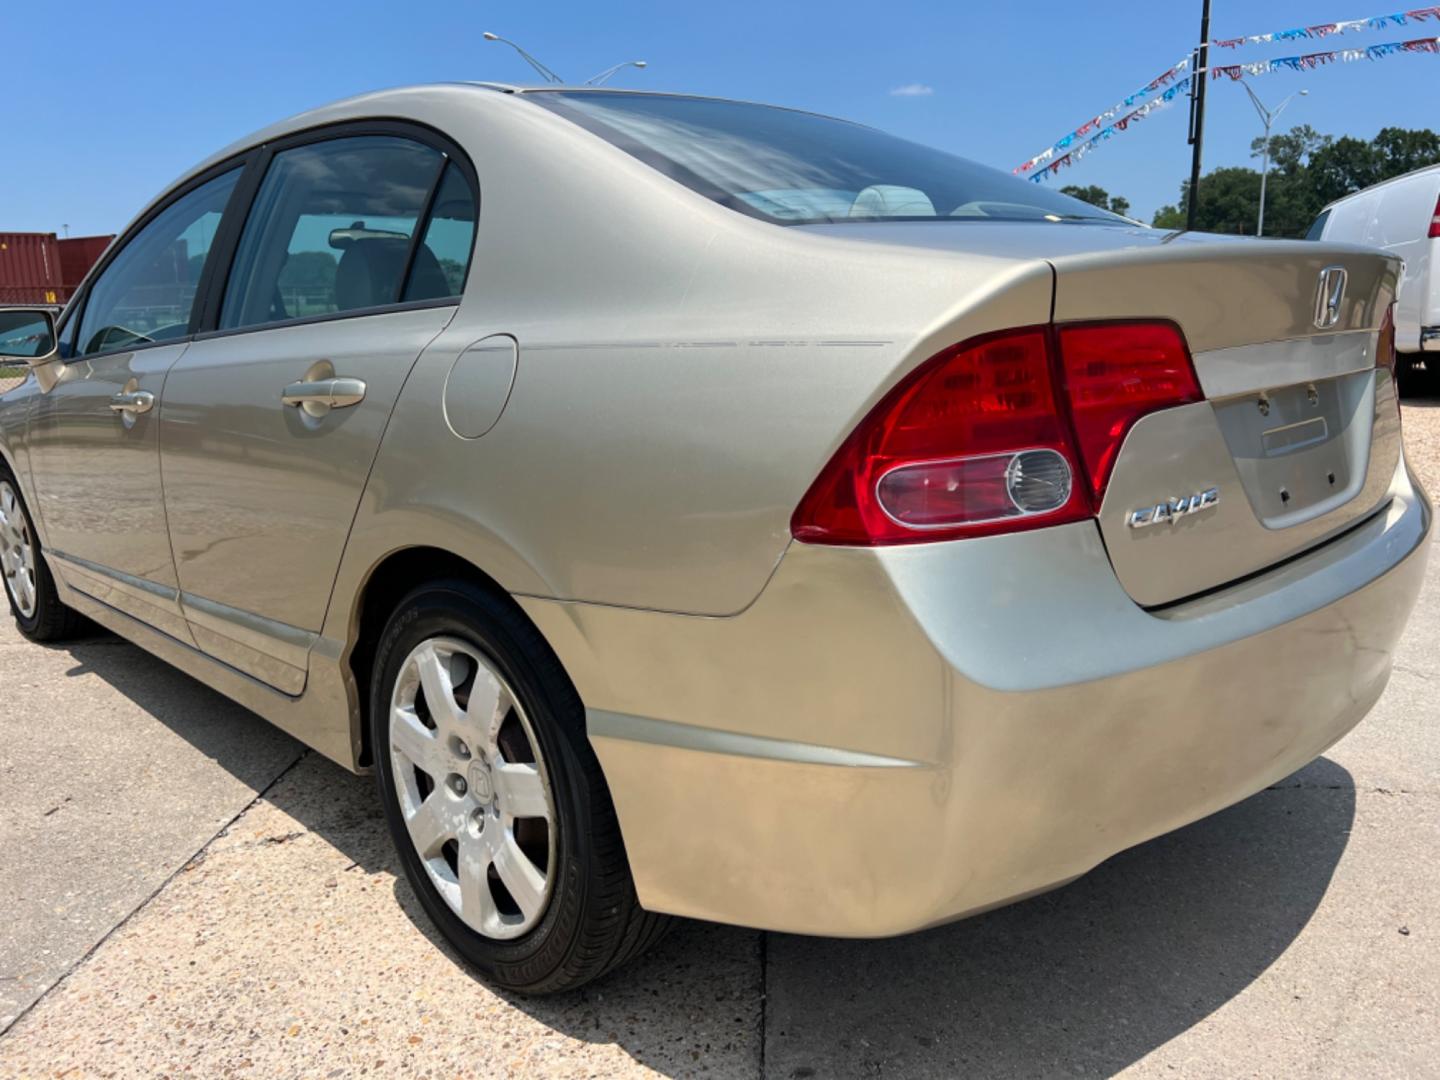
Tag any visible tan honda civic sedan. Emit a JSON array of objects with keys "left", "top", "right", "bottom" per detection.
[{"left": 0, "top": 84, "right": 1430, "bottom": 993}]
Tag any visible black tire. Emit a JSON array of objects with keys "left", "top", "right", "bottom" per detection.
[
  {"left": 0, "top": 465, "right": 86, "bottom": 643},
  {"left": 370, "top": 578, "right": 669, "bottom": 994},
  {"left": 1396, "top": 352, "right": 1435, "bottom": 397}
]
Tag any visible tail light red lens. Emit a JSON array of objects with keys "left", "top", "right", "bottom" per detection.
[
  {"left": 791, "top": 321, "right": 1203, "bottom": 546},
  {"left": 1056, "top": 322, "right": 1202, "bottom": 502},
  {"left": 790, "top": 328, "right": 1090, "bottom": 545},
  {"left": 1428, "top": 193, "right": 1440, "bottom": 239}
]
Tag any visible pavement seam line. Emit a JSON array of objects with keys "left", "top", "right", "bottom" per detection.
[{"left": 0, "top": 746, "right": 310, "bottom": 1042}]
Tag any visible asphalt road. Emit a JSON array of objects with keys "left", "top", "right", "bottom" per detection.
[{"left": 0, "top": 394, "right": 1437, "bottom": 1079}]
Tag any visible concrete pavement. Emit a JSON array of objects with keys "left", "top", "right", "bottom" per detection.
[
  {"left": 0, "top": 400, "right": 1436, "bottom": 1078},
  {"left": 0, "top": 617, "right": 302, "bottom": 1034}
]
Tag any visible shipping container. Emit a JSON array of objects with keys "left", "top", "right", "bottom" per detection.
[
  {"left": 0, "top": 232, "right": 65, "bottom": 305},
  {"left": 58, "top": 234, "right": 114, "bottom": 293}
]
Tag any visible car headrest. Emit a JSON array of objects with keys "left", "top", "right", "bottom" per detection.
[
  {"left": 848, "top": 185, "right": 937, "bottom": 219},
  {"left": 334, "top": 237, "right": 410, "bottom": 311},
  {"left": 404, "top": 243, "right": 453, "bottom": 301}
]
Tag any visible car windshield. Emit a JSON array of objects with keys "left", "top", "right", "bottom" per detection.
[{"left": 527, "top": 91, "right": 1127, "bottom": 227}]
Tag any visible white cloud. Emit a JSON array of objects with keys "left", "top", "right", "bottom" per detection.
[{"left": 889, "top": 83, "right": 935, "bottom": 97}]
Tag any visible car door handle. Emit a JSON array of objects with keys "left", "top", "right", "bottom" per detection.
[
  {"left": 108, "top": 390, "right": 155, "bottom": 414},
  {"left": 281, "top": 377, "right": 367, "bottom": 410}
]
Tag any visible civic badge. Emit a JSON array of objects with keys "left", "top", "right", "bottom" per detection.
[
  {"left": 1128, "top": 488, "right": 1219, "bottom": 529},
  {"left": 1314, "top": 266, "right": 1347, "bottom": 329}
]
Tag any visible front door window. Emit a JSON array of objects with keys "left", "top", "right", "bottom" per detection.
[{"left": 74, "top": 168, "right": 241, "bottom": 356}]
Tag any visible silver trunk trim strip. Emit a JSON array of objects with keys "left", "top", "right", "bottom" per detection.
[{"left": 1193, "top": 330, "right": 1375, "bottom": 400}]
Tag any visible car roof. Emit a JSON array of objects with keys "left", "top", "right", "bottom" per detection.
[
  {"left": 104, "top": 82, "right": 876, "bottom": 263},
  {"left": 194, "top": 82, "right": 853, "bottom": 167}
]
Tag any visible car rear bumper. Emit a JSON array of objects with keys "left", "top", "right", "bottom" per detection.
[{"left": 519, "top": 458, "right": 1431, "bottom": 937}]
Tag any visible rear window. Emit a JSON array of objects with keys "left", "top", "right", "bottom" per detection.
[
  {"left": 1305, "top": 209, "right": 1331, "bottom": 241},
  {"left": 528, "top": 92, "right": 1127, "bottom": 228}
]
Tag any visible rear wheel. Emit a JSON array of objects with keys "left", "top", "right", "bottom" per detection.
[
  {"left": 370, "top": 579, "right": 668, "bottom": 993},
  {"left": 0, "top": 469, "right": 85, "bottom": 642}
]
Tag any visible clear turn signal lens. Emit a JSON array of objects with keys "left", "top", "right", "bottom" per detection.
[{"left": 875, "top": 448, "right": 1073, "bottom": 528}]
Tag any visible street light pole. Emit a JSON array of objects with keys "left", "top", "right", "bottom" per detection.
[
  {"left": 584, "top": 60, "right": 648, "bottom": 86},
  {"left": 481, "top": 32, "right": 564, "bottom": 84},
  {"left": 1240, "top": 82, "right": 1308, "bottom": 236}
]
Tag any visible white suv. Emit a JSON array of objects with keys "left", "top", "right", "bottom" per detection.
[{"left": 1309, "top": 163, "right": 1440, "bottom": 383}]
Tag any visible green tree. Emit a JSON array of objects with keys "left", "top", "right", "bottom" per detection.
[
  {"left": 1375, "top": 126, "right": 1440, "bottom": 177},
  {"left": 277, "top": 250, "right": 338, "bottom": 288},
  {"left": 1153, "top": 125, "right": 1440, "bottom": 238},
  {"left": 438, "top": 258, "right": 467, "bottom": 295},
  {"left": 1060, "top": 184, "right": 1131, "bottom": 217},
  {"left": 1307, "top": 136, "right": 1383, "bottom": 206},
  {"left": 1250, "top": 124, "right": 1330, "bottom": 177},
  {"left": 1151, "top": 199, "right": 1186, "bottom": 231}
]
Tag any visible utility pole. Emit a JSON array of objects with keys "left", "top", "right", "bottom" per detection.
[{"left": 1185, "top": 0, "right": 1213, "bottom": 231}]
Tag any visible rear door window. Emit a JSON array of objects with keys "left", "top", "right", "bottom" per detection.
[
  {"left": 403, "top": 163, "right": 477, "bottom": 301},
  {"left": 220, "top": 136, "right": 448, "bottom": 330},
  {"left": 1304, "top": 209, "right": 1331, "bottom": 241}
]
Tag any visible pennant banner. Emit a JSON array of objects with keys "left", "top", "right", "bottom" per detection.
[
  {"left": 1026, "top": 77, "right": 1194, "bottom": 183},
  {"left": 1026, "top": 35, "right": 1440, "bottom": 182},
  {"left": 1015, "top": 56, "right": 1190, "bottom": 175},
  {"left": 1210, "top": 35, "right": 1440, "bottom": 80},
  {"left": 1212, "top": 6, "right": 1440, "bottom": 49},
  {"left": 1020, "top": 7, "right": 1440, "bottom": 176}
]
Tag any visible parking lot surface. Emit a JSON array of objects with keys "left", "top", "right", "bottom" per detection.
[{"left": 0, "top": 394, "right": 1437, "bottom": 1079}]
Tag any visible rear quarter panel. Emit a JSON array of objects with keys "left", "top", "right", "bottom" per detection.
[{"left": 329, "top": 93, "right": 1056, "bottom": 619}]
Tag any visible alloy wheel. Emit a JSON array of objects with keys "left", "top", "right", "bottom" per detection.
[
  {"left": 0, "top": 481, "right": 37, "bottom": 619},
  {"left": 388, "top": 636, "right": 556, "bottom": 939}
]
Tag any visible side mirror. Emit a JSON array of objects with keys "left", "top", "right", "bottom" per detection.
[{"left": 0, "top": 307, "right": 59, "bottom": 367}]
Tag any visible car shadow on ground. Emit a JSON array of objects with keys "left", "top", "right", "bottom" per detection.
[{"left": 57, "top": 629, "right": 1356, "bottom": 1078}]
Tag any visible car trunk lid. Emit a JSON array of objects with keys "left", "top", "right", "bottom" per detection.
[{"left": 1050, "top": 241, "right": 1403, "bottom": 606}]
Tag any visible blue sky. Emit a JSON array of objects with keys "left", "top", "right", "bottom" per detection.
[{"left": 4, "top": 0, "right": 1437, "bottom": 236}]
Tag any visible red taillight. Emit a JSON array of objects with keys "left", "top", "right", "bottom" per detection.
[
  {"left": 1428, "top": 193, "right": 1440, "bottom": 239},
  {"left": 791, "top": 321, "right": 1203, "bottom": 546},
  {"left": 1056, "top": 322, "right": 1202, "bottom": 501}
]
